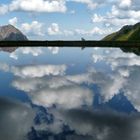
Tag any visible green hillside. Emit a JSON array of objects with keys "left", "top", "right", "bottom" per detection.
[{"left": 102, "top": 22, "right": 140, "bottom": 41}]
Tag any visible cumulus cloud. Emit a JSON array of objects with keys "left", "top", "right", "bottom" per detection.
[
  {"left": 10, "top": 62, "right": 124, "bottom": 108},
  {"left": 91, "top": 1, "right": 140, "bottom": 29},
  {"left": 92, "top": 14, "right": 105, "bottom": 23},
  {"left": 30, "top": 85, "right": 93, "bottom": 109},
  {"left": 48, "top": 47, "right": 60, "bottom": 54},
  {"left": 48, "top": 23, "right": 61, "bottom": 35},
  {"left": 75, "top": 27, "right": 113, "bottom": 36},
  {"left": 92, "top": 48, "right": 140, "bottom": 70},
  {"left": 11, "top": 64, "right": 67, "bottom": 78},
  {"left": 0, "top": 98, "right": 35, "bottom": 140},
  {"left": 3, "top": 47, "right": 140, "bottom": 110},
  {"left": 92, "top": 48, "right": 140, "bottom": 110},
  {"left": 10, "top": 47, "right": 43, "bottom": 60},
  {"left": 123, "top": 66, "right": 140, "bottom": 112},
  {"left": 119, "top": 0, "right": 132, "bottom": 8},
  {"left": 8, "top": 17, "right": 18, "bottom": 26},
  {"left": 0, "top": 0, "right": 67, "bottom": 14},
  {"left": 12, "top": 73, "right": 93, "bottom": 109},
  {"left": 68, "top": 0, "right": 97, "bottom": 9},
  {"left": 47, "top": 23, "right": 74, "bottom": 36},
  {"left": 10, "top": 62, "right": 140, "bottom": 140},
  {"left": 21, "top": 21, "right": 44, "bottom": 36},
  {"left": 8, "top": 18, "right": 45, "bottom": 37}
]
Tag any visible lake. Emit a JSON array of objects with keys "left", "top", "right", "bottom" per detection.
[{"left": 0, "top": 46, "right": 140, "bottom": 140}]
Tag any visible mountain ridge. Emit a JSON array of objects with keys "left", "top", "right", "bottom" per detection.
[
  {"left": 102, "top": 22, "right": 140, "bottom": 41},
  {"left": 102, "top": 22, "right": 140, "bottom": 56},
  {"left": 0, "top": 24, "right": 28, "bottom": 41}
]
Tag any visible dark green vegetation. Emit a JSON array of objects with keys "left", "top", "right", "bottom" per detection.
[
  {"left": 121, "top": 47, "right": 140, "bottom": 56},
  {"left": 102, "top": 22, "right": 140, "bottom": 55},
  {"left": 102, "top": 22, "right": 140, "bottom": 41},
  {"left": 0, "top": 40, "right": 140, "bottom": 47}
]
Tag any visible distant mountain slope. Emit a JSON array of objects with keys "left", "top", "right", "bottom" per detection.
[
  {"left": 0, "top": 24, "right": 28, "bottom": 41},
  {"left": 102, "top": 22, "right": 140, "bottom": 41}
]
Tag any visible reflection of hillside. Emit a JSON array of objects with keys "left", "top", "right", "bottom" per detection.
[
  {"left": 0, "top": 47, "right": 18, "bottom": 53},
  {"left": 121, "top": 47, "right": 140, "bottom": 56}
]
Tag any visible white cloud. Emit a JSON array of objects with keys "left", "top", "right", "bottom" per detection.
[
  {"left": 0, "top": 0, "right": 67, "bottom": 14},
  {"left": 12, "top": 75, "right": 93, "bottom": 109},
  {"left": 21, "top": 21, "right": 44, "bottom": 36},
  {"left": 21, "top": 47, "right": 43, "bottom": 56},
  {"left": 123, "top": 66, "right": 140, "bottom": 112},
  {"left": 48, "top": 23, "right": 61, "bottom": 35},
  {"left": 11, "top": 64, "right": 67, "bottom": 78},
  {"left": 48, "top": 47, "right": 60, "bottom": 54},
  {"left": 68, "top": 0, "right": 97, "bottom": 9},
  {"left": 3, "top": 47, "right": 140, "bottom": 108},
  {"left": 10, "top": 47, "right": 43, "bottom": 60},
  {"left": 92, "top": 14, "right": 105, "bottom": 23},
  {"left": 119, "top": 0, "right": 132, "bottom": 8},
  {"left": 91, "top": 48, "right": 140, "bottom": 109},
  {"left": 48, "top": 23, "right": 74, "bottom": 36},
  {"left": 31, "top": 85, "right": 93, "bottom": 109},
  {"left": 92, "top": 48, "right": 140, "bottom": 70},
  {"left": 4, "top": 47, "right": 140, "bottom": 111},
  {"left": 8, "top": 17, "right": 18, "bottom": 26},
  {"left": 0, "top": 4, "right": 8, "bottom": 15},
  {"left": 12, "top": 76, "right": 74, "bottom": 93},
  {"left": 75, "top": 27, "right": 113, "bottom": 36},
  {"left": 90, "top": 2, "right": 140, "bottom": 31}
]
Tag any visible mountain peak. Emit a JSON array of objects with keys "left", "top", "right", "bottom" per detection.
[
  {"left": 0, "top": 24, "right": 28, "bottom": 41},
  {"left": 102, "top": 22, "right": 140, "bottom": 41}
]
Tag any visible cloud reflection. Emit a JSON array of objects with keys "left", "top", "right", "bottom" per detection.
[
  {"left": 12, "top": 76, "right": 93, "bottom": 109},
  {"left": 11, "top": 64, "right": 67, "bottom": 78},
  {"left": 59, "top": 108, "right": 140, "bottom": 140},
  {"left": 0, "top": 98, "right": 35, "bottom": 140},
  {"left": 1, "top": 47, "right": 140, "bottom": 140},
  {"left": 91, "top": 48, "right": 140, "bottom": 111},
  {"left": 9, "top": 47, "right": 60, "bottom": 60},
  {"left": 10, "top": 47, "right": 43, "bottom": 60}
]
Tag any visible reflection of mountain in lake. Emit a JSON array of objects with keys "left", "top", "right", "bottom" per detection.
[
  {"left": 121, "top": 47, "right": 140, "bottom": 56},
  {"left": 0, "top": 47, "right": 18, "bottom": 53}
]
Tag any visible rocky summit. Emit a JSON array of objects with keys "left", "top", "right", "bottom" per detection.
[{"left": 0, "top": 24, "right": 28, "bottom": 41}]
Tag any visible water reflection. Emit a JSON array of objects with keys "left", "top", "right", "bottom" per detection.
[{"left": 0, "top": 47, "right": 140, "bottom": 140}]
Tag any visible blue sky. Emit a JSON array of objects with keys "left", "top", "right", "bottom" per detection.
[{"left": 0, "top": 0, "right": 140, "bottom": 40}]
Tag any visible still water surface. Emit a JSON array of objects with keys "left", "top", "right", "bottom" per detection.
[{"left": 0, "top": 47, "right": 140, "bottom": 140}]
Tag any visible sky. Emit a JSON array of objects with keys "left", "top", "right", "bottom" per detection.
[{"left": 0, "top": 0, "right": 140, "bottom": 40}]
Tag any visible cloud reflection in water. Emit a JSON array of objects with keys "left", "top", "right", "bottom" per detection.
[{"left": 0, "top": 47, "right": 140, "bottom": 139}]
